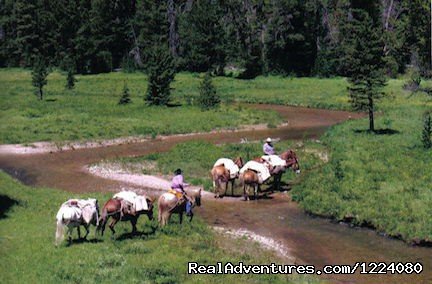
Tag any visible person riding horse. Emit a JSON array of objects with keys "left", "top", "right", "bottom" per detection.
[
  {"left": 169, "top": 169, "right": 193, "bottom": 217},
  {"left": 263, "top": 137, "right": 275, "bottom": 155}
]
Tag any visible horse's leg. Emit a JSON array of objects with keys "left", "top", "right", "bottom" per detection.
[
  {"left": 67, "top": 226, "right": 73, "bottom": 244},
  {"left": 109, "top": 218, "right": 118, "bottom": 236},
  {"left": 231, "top": 179, "right": 235, "bottom": 196},
  {"left": 77, "top": 226, "right": 81, "bottom": 239},
  {"left": 131, "top": 217, "right": 138, "bottom": 234},
  {"left": 100, "top": 215, "right": 108, "bottom": 236},
  {"left": 83, "top": 224, "right": 90, "bottom": 239},
  {"left": 214, "top": 179, "right": 219, "bottom": 198},
  {"left": 179, "top": 212, "right": 183, "bottom": 224},
  {"left": 243, "top": 184, "right": 249, "bottom": 201}
]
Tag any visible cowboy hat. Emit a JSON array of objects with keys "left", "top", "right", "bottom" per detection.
[{"left": 266, "top": 137, "right": 272, "bottom": 143}]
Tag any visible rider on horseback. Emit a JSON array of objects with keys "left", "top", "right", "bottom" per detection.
[
  {"left": 263, "top": 137, "right": 275, "bottom": 155},
  {"left": 170, "top": 168, "right": 193, "bottom": 217}
]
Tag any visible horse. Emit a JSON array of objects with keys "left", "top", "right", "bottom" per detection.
[
  {"left": 98, "top": 195, "right": 154, "bottom": 236},
  {"left": 55, "top": 198, "right": 99, "bottom": 246},
  {"left": 254, "top": 149, "right": 301, "bottom": 191},
  {"left": 158, "top": 188, "right": 202, "bottom": 227},
  {"left": 240, "top": 162, "right": 273, "bottom": 201},
  {"left": 211, "top": 157, "right": 243, "bottom": 198}
]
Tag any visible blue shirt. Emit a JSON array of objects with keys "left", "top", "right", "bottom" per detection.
[{"left": 263, "top": 143, "right": 275, "bottom": 155}]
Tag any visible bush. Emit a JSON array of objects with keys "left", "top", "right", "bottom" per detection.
[
  {"left": 422, "top": 111, "right": 432, "bottom": 149},
  {"left": 31, "top": 56, "right": 49, "bottom": 100},
  {"left": 145, "top": 46, "right": 176, "bottom": 105},
  {"left": 118, "top": 82, "right": 132, "bottom": 105},
  {"left": 198, "top": 72, "right": 220, "bottom": 110}
]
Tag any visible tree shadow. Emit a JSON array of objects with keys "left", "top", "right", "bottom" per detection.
[
  {"left": 354, "top": 128, "right": 400, "bottom": 135},
  {"left": 0, "top": 194, "right": 19, "bottom": 219},
  {"left": 45, "top": 98, "right": 57, "bottom": 102}
]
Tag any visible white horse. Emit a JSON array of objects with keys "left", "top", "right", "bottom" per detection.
[{"left": 55, "top": 198, "right": 99, "bottom": 246}]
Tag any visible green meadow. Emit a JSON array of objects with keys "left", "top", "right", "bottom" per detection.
[
  {"left": 100, "top": 75, "right": 432, "bottom": 244},
  {"left": 1, "top": 68, "right": 432, "bottom": 244},
  {"left": 0, "top": 172, "right": 316, "bottom": 283},
  {"left": 0, "top": 69, "right": 282, "bottom": 144}
]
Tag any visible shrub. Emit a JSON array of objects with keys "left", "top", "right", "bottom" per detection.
[
  {"left": 422, "top": 111, "right": 432, "bottom": 149},
  {"left": 118, "top": 82, "right": 132, "bottom": 105},
  {"left": 198, "top": 72, "right": 220, "bottom": 110}
]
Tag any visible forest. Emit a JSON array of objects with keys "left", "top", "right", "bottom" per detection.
[{"left": 0, "top": 0, "right": 430, "bottom": 78}]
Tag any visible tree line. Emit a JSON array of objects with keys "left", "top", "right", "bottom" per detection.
[{"left": 1, "top": 0, "right": 430, "bottom": 77}]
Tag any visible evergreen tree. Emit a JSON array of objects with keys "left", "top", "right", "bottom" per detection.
[
  {"left": 145, "top": 46, "right": 176, "bottom": 106},
  {"left": 31, "top": 56, "right": 49, "bottom": 100},
  {"left": 133, "top": 0, "right": 169, "bottom": 69},
  {"left": 118, "top": 82, "right": 132, "bottom": 105},
  {"left": 345, "top": 7, "right": 387, "bottom": 132},
  {"left": 179, "top": 0, "right": 226, "bottom": 74},
  {"left": 66, "top": 67, "right": 76, "bottom": 90},
  {"left": 265, "top": 0, "right": 318, "bottom": 75},
  {"left": 198, "top": 72, "right": 220, "bottom": 110},
  {"left": 422, "top": 111, "right": 432, "bottom": 149}
]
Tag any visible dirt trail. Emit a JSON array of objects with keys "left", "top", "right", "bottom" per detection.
[{"left": 0, "top": 104, "right": 430, "bottom": 284}]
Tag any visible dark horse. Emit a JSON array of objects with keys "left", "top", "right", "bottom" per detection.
[{"left": 98, "top": 196, "right": 154, "bottom": 236}]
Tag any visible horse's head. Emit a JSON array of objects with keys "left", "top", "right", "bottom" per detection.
[
  {"left": 187, "top": 188, "right": 202, "bottom": 207},
  {"left": 282, "top": 150, "right": 300, "bottom": 174},
  {"left": 234, "top": 156, "right": 244, "bottom": 168},
  {"left": 89, "top": 198, "right": 100, "bottom": 225},
  {"left": 145, "top": 196, "right": 155, "bottom": 220}
]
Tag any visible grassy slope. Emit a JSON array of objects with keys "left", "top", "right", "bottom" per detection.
[
  {"left": 291, "top": 83, "right": 432, "bottom": 243},
  {"left": 0, "top": 172, "right": 315, "bottom": 283},
  {"left": 0, "top": 69, "right": 281, "bottom": 144}
]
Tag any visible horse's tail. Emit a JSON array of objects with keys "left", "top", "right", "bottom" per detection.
[
  {"left": 97, "top": 207, "right": 108, "bottom": 235},
  {"left": 55, "top": 217, "right": 64, "bottom": 247}
]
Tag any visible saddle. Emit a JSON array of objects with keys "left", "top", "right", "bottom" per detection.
[{"left": 168, "top": 189, "right": 184, "bottom": 200}]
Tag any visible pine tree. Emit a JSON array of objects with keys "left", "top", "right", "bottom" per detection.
[
  {"left": 178, "top": 0, "right": 226, "bottom": 73},
  {"left": 66, "top": 61, "right": 76, "bottom": 90},
  {"left": 118, "top": 82, "right": 132, "bottom": 105},
  {"left": 31, "top": 56, "right": 49, "bottom": 100},
  {"left": 345, "top": 7, "right": 387, "bottom": 132},
  {"left": 198, "top": 73, "right": 220, "bottom": 110},
  {"left": 145, "top": 46, "right": 176, "bottom": 106},
  {"left": 422, "top": 111, "right": 432, "bottom": 149}
]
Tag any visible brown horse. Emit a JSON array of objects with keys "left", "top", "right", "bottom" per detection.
[
  {"left": 250, "top": 149, "right": 300, "bottom": 193},
  {"left": 98, "top": 196, "right": 154, "bottom": 236},
  {"left": 211, "top": 157, "right": 243, "bottom": 198},
  {"left": 241, "top": 169, "right": 262, "bottom": 201},
  {"left": 158, "top": 188, "right": 202, "bottom": 227}
]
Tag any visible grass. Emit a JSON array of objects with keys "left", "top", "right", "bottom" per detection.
[
  {"left": 104, "top": 79, "right": 432, "bottom": 243},
  {"left": 0, "top": 172, "right": 317, "bottom": 283},
  {"left": 291, "top": 91, "right": 432, "bottom": 244},
  {"left": 2, "top": 67, "right": 432, "bottom": 244},
  {"left": 0, "top": 69, "right": 281, "bottom": 144}
]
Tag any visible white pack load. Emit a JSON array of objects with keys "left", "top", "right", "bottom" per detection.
[
  {"left": 133, "top": 195, "right": 148, "bottom": 212},
  {"left": 261, "top": 155, "right": 287, "bottom": 167},
  {"left": 240, "top": 161, "right": 271, "bottom": 184},
  {"left": 113, "top": 191, "right": 148, "bottom": 211},
  {"left": 77, "top": 199, "right": 98, "bottom": 224},
  {"left": 213, "top": 158, "right": 240, "bottom": 179},
  {"left": 56, "top": 199, "right": 83, "bottom": 222}
]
